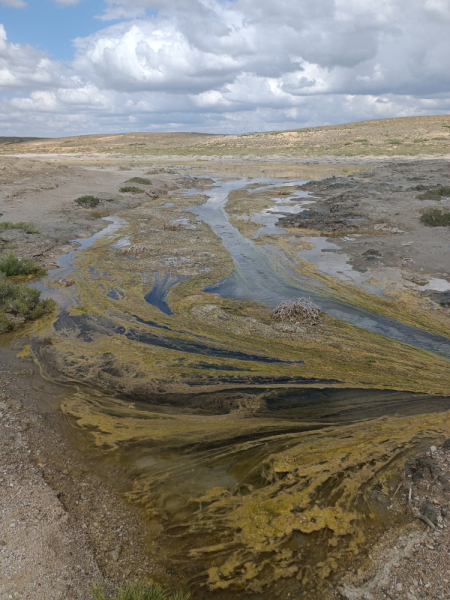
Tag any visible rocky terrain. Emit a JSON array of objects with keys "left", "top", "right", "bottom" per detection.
[{"left": 277, "top": 159, "right": 450, "bottom": 307}]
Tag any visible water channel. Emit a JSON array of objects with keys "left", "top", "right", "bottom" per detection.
[{"left": 6, "top": 172, "right": 450, "bottom": 599}]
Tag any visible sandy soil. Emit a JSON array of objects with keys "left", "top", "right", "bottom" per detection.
[{"left": 0, "top": 156, "right": 209, "bottom": 271}]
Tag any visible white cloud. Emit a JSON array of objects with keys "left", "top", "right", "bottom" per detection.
[
  {"left": 0, "top": 0, "right": 26, "bottom": 7},
  {"left": 1, "top": 0, "right": 450, "bottom": 136}
]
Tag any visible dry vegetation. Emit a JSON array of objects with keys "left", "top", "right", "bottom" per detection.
[
  {"left": 272, "top": 297, "right": 322, "bottom": 325},
  {"left": 1, "top": 115, "right": 450, "bottom": 158}
]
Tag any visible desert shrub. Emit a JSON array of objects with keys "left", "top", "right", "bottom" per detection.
[
  {"left": 420, "top": 208, "right": 450, "bottom": 227},
  {"left": 0, "top": 252, "right": 47, "bottom": 276},
  {"left": 0, "top": 221, "right": 40, "bottom": 234},
  {"left": 272, "top": 297, "right": 321, "bottom": 325},
  {"left": 75, "top": 195, "right": 101, "bottom": 208},
  {"left": 118, "top": 165, "right": 132, "bottom": 171},
  {"left": 386, "top": 140, "right": 402, "bottom": 145},
  {"left": 120, "top": 186, "right": 145, "bottom": 194},
  {"left": 125, "top": 177, "right": 152, "bottom": 185},
  {"left": 91, "top": 580, "right": 190, "bottom": 600},
  {"left": 117, "top": 243, "right": 151, "bottom": 256},
  {"left": 163, "top": 223, "right": 184, "bottom": 231},
  {"left": 417, "top": 186, "right": 450, "bottom": 200},
  {"left": 0, "top": 280, "right": 56, "bottom": 331}
]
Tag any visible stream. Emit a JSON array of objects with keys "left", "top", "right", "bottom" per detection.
[
  {"left": 191, "top": 178, "right": 450, "bottom": 358},
  {"left": 6, "top": 173, "right": 450, "bottom": 599}
]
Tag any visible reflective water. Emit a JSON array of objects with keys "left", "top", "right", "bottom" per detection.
[{"left": 191, "top": 178, "right": 450, "bottom": 358}]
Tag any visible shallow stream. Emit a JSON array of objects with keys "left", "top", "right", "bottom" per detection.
[{"left": 8, "top": 171, "right": 450, "bottom": 598}]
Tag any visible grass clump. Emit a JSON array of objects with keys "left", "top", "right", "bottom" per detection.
[
  {"left": 420, "top": 208, "right": 450, "bottom": 227},
  {"left": 0, "top": 221, "right": 40, "bottom": 234},
  {"left": 120, "top": 186, "right": 145, "bottom": 194},
  {"left": 0, "top": 252, "right": 47, "bottom": 276},
  {"left": 125, "top": 177, "right": 152, "bottom": 185},
  {"left": 75, "top": 195, "right": 101, "bottom": 208},
  {"left": 417, "top": 186, "right": 450, "bottom": 200},
  {"left": 91, "top": 580, "right": 190, "bottom": 600},
  {"left": 0, "top": 280, "right": 55, "bottom": 331}
]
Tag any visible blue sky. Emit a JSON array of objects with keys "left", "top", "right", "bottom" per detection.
[
  {"left": 0, "top": 1, "right": 125, "bottom": 60},
  {"left": 0, "top": 0, "right": 449, "bottom": 136}
]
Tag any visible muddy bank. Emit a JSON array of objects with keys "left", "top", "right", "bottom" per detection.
[
  {"left": 0, "top": 340, "right": 170, "bottom": 599},
  {"left": 0, "top": 156, "right": 211, "bottom": 272},
  {"left": 276, "top": 159, "right": 450, "bottom": 292}
]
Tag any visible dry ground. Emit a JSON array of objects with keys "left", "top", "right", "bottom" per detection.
[{"left": 1, "top": 115, "right": 450, "bottom": 159}]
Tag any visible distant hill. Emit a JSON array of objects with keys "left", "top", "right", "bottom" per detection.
[
  {"left": 1, "top": 115, "right": 449, "bottom": 158},
  {"left": 0, "top": 137, "right": 44, "bottom": 146}
]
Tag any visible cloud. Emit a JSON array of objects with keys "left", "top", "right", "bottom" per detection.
[
  {"left": 0, "top": 0, "right": 26, "bottom": 7},
  {"left": 1, "top": 0, "right": 450, "bottom": 136},
  {"left": 0, "top": 25, "right": 72, "bottom": 91}
]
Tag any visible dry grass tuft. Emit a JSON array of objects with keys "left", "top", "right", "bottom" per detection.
[
  {"left": 117, "top": 243, "right": 152, "bottom": 257},
  {"left": 163, "top": 223, "right": 184, "bottom": 231},
  {"left": 272, "top": 297, "right": 321, "bottom": 325}
]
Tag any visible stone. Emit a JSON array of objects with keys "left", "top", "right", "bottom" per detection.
[
  {"left": 412, "top": 471, "right": 424, "bottom": 481},
  {"left": 420, "top": 502, "right": 438, "bottom": 526},
  {"left": 438, "top": 475, "right": 449, "bottom": 485},
  {"left": 430, "top": 446, "right": 437, "bottom": 452}
]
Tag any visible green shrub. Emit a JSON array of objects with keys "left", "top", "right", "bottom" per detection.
[
  {"left": 75, "top": 195, "right": 101, "bottom": 208},
  {"left": 0, "top": 280, "right": 56, "bottom": 331},
  {"left": 420, "top": 208, "right": 450, "bottom": 227},
  {"left": 120, "top": 186, "right": 145, "bottom": 194},
  {"left": 417, "top": 186, "right": 450, "bottom": 200},
  {"left": 0, "top": 221, "right": 40, "bottom": 234},
  {"left": 0, "top": 252, "right": 47, "bottom": 276},
  {"left": 91, "top": 581, "right": 190, "bottom": 600},
  {"left": 125, "top": 177, "right": 152, "bottom": 185}
]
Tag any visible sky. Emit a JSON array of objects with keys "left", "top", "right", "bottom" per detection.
[{"left": 0, "top": 0, "right": 449, "bottom": 137}]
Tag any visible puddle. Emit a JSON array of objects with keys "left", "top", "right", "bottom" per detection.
[
  {"left": 252, "top": 195, "right": 315, "bottom": 238},
  {"left": 144, "top": 272, "right": 191, "bottom": 315},
  {"left": 297, "top": 236, "right": 386, "bottom": 296},
  {"left": 424, "top": 278, "right": 450, "bottom": 292}
]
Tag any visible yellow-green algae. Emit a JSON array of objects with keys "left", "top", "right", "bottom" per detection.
[
  {"left": 23, "top": 170, "right": 450, "bottom": 598},
  {"left": 60, "top": 388, "right": 450, "bottom": 595}
]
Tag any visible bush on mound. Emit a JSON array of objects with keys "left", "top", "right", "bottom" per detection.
[
  {"left": 0, "top": 280, "right": 56, "bottom": 331},
  {"left": 417, "top": 186, "right": 450, "bottom": 200},
  {"left": 119, "top": 186, "right": 145, "bottom": 194},
  {"left": 125, "top": 177, "right": 152, "bottom": 185},
  {"left": 75, "top": 195, "right": 101, "bottom": 208},
  {"left": 272, "top": 297, "right": 321, "bottom": 325},
  {"left": 420, "top": 208, "right": 450, "bottom": 227},
  {"left": 0, "top": 252, "right": 47, "bottom": 276},
  {"left": 91, "top": 580, "right": 190, "bottom": 600}
]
